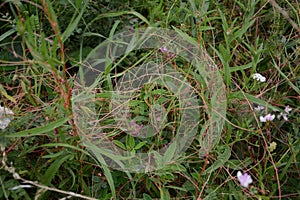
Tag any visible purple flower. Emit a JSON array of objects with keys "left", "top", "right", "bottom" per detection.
[
  {"left": 237, "top": 171, "right": 253, "bottom": 188},
  {"left": 159, "top": 46, "right": 176, "bottom": 58},
  {"left": 159, "top": 46, "right": 168, "bottom": 53},
  {"left": 284, "top": 105, "right": 292, "bottom": 113},
  {"left": 277, "top": 113, "right": 288, "bottom": 121},
  {"left": 277, "top": 105, "right": 292, "bottom": 121},
  {"left": 260, "top": 114, "right": 275, "bottom": 122}
]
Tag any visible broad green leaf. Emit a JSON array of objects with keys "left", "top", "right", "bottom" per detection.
[
  {"left": 164, "top": 142, "right": 176, "bottom": 164},
  {"left": 199, "top": 26, "right": 215, "bottom": 31},
  {"left": 126, "top": 135, "right": 135, "bottom": 149},
  {"left": 231, "top": 19, "right": 255, "bottom": 42},
  {"left": 143, "top": 193, "right": 153, "bottom": 200},
  {"left": 229, "top": 63, "right": 252, "bottom": 72},
  {"left": 134, "top": 141, "right": 147, "bottom": 150},
  {"left": 113, "top": 140, "right": 126, "bottom": 150},
  {"left": 160, "top": 187, "right": 171, "bottom": 200}
]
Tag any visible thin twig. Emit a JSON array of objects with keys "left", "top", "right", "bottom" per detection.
[{"left": 1, "top": 150, "right": 98, "bottom": 200}]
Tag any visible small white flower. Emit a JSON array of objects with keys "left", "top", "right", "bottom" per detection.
[
  {"left": 252, "top": 73, "right": 266, "bottom": 82},
  {"left": 237, "top": 171, "right": 253, "bottom": 188},
  {"left": 260, "top": 114, "right": 275, "bottom": 122},
  {"left": 0, "top": 106, "right": 14, "bottom": 130},
  {"left": 284, "top": 105, "right": 292, "bottom": 114}
]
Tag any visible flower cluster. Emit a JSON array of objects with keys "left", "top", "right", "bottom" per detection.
[
  {"left": 0, "top": 106, "right": 14, "bottom": 130},
  {"left": 252, "top": 73, "right": 266, "bottom": 82},
  {"left": 259, "top": 105, "right": 292, "bottom": 123}
]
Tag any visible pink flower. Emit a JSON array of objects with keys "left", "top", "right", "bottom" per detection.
[
  {"left": 260, "top": 114, "right": 275, "bottom": 122},
  {"left": 159, "top": 46, "right": 176, "bottom": 58},
  {"left": 237, "top": 171, "right": 253, "bottom": 188}
]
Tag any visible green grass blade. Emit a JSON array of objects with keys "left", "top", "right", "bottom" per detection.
[
  {"left": 89, "top": 148, "right": 116, "bottom": 199},
  {"left": 0, "top": 83, "right": 16, "bottom": 103},
  {"left": 62, "top": 0, "right": 88, "bottom": 42},
  {"left": 230, "top": 91, "right": 281, "bottom": 112},
  {"left": 41, "top": 154, "right": 73, "bottom": 185},
  {"left": 6, "top": 117, "right": 70, "bottom": 137},
  {"left": 172, "top": 26, "right": 199, "bottom": 46},
  {"left": 39, "top": 143, "right": 91, "bottom": 155},
  {"left": 0, "top": 29, "right": 15, "bottom": 42},
  {"left": 93, "top": 11, "right": 150, "bottom": 26},
  {"left": 203, "top": 145, "right": 231, "bottom": 175},
  {"left": 271, "top": 56, "right": 300, "bottom": 95}
]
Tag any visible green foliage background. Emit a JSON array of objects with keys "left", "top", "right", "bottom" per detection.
[{"left": 0, "top": 0, "right": 299, "bottom": 199}]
